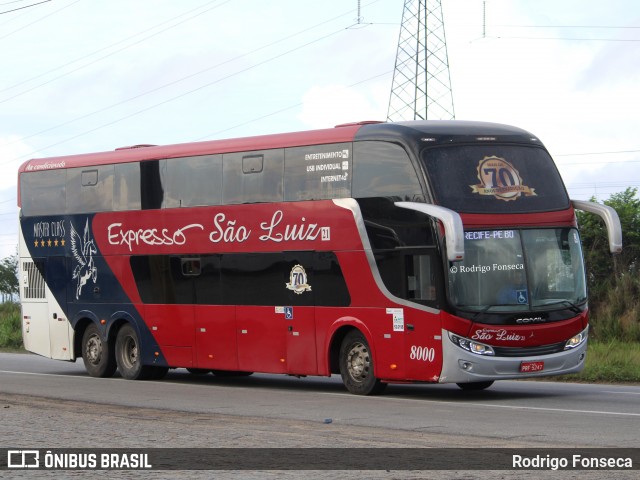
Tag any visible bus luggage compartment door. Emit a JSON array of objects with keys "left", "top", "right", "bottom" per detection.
[{"left": 236, "top": 306, "right": 287, "bottom": 374}]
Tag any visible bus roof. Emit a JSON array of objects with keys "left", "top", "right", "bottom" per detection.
[
  {"left": 18, "top": 120, "right": 542, "bottom": 174},
  {"left": 18, "top": 123, "right": 366, "bottom": 174}
]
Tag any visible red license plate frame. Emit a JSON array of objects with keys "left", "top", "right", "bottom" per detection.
[{"left": 520, "top": 361, "right": 544, "bottom": 373}]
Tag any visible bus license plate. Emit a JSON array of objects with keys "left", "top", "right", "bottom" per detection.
[{"left": 520, "top": 361, "right": 544, "bottom": 373}]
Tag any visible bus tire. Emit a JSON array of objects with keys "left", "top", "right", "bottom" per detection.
[
  {"left": 115, "top": 324, "right": 151, "bottom": 380},
  {"left": 81, "top": 323, "right": 116, "bottom": 378},
  {"left": 456, "top": 381, "right": 494, "bottom": 391},
  {"left": 339, "top": 330, "right": 386, "bottom": 395}
]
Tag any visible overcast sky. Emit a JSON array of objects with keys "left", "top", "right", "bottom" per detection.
[{"left": 1, "top": 0, "right": 639, "bottom": 258}]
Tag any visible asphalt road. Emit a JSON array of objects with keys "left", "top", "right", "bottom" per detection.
[{"left": 1, "top": 352, "right": 639, "bottom": 479}]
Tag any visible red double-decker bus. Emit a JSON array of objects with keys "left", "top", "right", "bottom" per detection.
[{"left": 17, "top": 120, "right": 622, "bottom": 394}]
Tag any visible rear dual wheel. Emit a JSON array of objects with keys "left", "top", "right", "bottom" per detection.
[
  {"left": 81, "top": 323, "right": 116, "bottom": 378},
  {"left": 115, "top": 324, "right": 163, "bottom": 380},
  {"left": 82, "top": 323, "right": 166, "bottom": 380}
]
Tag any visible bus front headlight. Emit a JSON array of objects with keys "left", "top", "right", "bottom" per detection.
[
  {"left": 449, "top": 333, "right": 495, "bottom": 356},
  {"left": 564, "top": 327, "right": 588, "bottom": 350}
]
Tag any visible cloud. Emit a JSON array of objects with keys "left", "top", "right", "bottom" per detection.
[
  {"left": 0, "top": 135, "right": 34, "bottom": 191},
  {"left": 297, "top": 84, "right": 387, "bottom": 129},
  {"left": 576, "top": 30, "right": 640, "bottom": 90}
]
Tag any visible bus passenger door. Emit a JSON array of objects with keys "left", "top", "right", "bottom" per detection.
[
  {"left": 285, "top": 306, "right": 317, "bottom": 376},
  {"left": 404, "top": 309, "right": 443, "bottom": 382},
  {"left": 403, "top": 253, "right": 443, "bottom": 382}
]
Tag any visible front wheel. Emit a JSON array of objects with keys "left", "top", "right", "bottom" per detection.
[
  {"left": 115, "top": 324, "right": 151, "bottom": 380},
  {"left": 456, "top": 381, "right": 494, "bottom": 391},
  {"left": 81, "top": 323, "right": 116, "bottom": 378},
  {"left": 339, "top": 330, "right": 386, "bottom": 395}
]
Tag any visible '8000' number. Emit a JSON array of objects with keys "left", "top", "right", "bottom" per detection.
[{"left": 410, "top": 345, "right": 435, "bottom": 362}]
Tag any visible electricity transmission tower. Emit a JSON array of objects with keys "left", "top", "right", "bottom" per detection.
[{"left": 387, "top": 0, "right": 455, "bottom": 121}]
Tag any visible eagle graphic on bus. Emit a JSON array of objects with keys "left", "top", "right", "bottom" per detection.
[{"left": 70, "top": 219, "right": 97, "bottom": 300}]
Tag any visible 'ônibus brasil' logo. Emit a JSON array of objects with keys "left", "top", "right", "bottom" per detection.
[
  {"left": 286, "top": 265, "right": 311, "bottom": 295},
  {"left": 470, "top": 156, "right": 536, "bottom": 202}
]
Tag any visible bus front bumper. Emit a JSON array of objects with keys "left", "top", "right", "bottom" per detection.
[{"left": 439, "top": 328, "right": 588, "bottom": 384}]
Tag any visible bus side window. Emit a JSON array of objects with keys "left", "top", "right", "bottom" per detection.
[
  {"left": 67, "top": 165, "right": 114, "bottom": 213},
  {"left": 375, "top": 250, "right": 440, "bottom": 308},
  {"left": 352, "top": 141, "right": 424, "bottom": 202},
  {"left": 312, "top": 252, "right": 350, "bottom": 307},
  {"left": 114, "top": 163, "right": 141, "bottom": 211},
  {"left": 284, "top": 143, "right": 352, "bottom": 201},
  {"left": 409, "top": 254, "right": 437, "bottom": 302},
  {"left": 20, "top": 170, "right": 66, "bottom": 216},
  {"left": 223, "top": 150, "right": 284, "bottom": 204},
  {"left": 164, "top": 155, "right": 222, "bottom": 208}
]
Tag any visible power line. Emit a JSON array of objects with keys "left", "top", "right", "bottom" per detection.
[
  {"left": 490, "top": 24, "right": 640, "bottom": 30},
  {"left": 195, "top": 69, "right": 393, "bottom": 141},
  {"left": 558, "top": 160, "right": 640, "bottom": 167},
  {"left": 2, "top": 26, "right": 351, "bottom": 164},
  {"left": 555, "top": 149, "right": 640, "bottom": 157},
  {"left": 486, "top": 35, "right": 640, "bottom": 42},
  {"left": 0, "top": 0, "right": 50, "bottom": 15},
  {"left": 0, "top": 0, "right": 231, "bottom": 101},
  {"left": 479, "top": 5, "right": 640, "bottom": 42},
  {"left": 0, "top": 2, "right": 380, "bottom": 164},
  {"left": 0, "top": 2, "right": 355, "bottom": 130},
  {"left": 0, "top": 0, "right": 80, "bottom": 41},
  {"left": 0, "top": 1, "right": 35, "bottom": 6}
]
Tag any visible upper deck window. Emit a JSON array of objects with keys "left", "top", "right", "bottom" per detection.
[
  {"left": 223, "top": 150, "right": 283, "bottom": 204},
  {"left": 20, "top": 169, "right": 66, "bottom": 216},
  {"left": 284, "top": 143, "right": 352, "bottom": 201},
  {"left": 421, "top": 145, "right": 570, "bottom": 213},
  {"left": 164, "top": 155, "right": 222, "bottom": 208},
  {"left": 67, "top": 165, "right": 114, "bottom": 213},
  {"left": 352, "top": 141, "right": 424, "bottom": 202}
]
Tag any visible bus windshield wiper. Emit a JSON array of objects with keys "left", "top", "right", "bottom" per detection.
[{"left": 541, "top": 299, "right": 582, "bottom": 314}]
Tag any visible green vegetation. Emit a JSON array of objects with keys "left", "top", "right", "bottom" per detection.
[
  {"left": 577, "top": 187, "right": 640, "bottom": 344},
  {"left": 560, "top": 340, "right": 640, "bottom": 383},
  {"left": 0, "top": 302, "right": 23, "bottom": 351},
  {"left": 0, "top": 254, "right": 18, "bottom": 303},
  {"left": 588, "top": 273, "right": 640, "bottom": 343},
  {"left": 562, "top": 187, "right": 640, "bottom": 382}
]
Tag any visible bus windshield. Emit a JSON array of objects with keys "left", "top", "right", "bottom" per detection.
[
  {"left": 448, "top": 228, "right": 586, "bottom": 313},
  {"left": 421, "top": 145, "right": 570, "bottom": 214}
]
